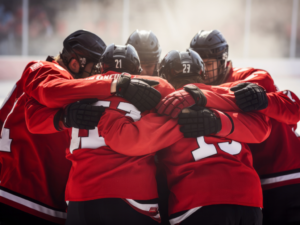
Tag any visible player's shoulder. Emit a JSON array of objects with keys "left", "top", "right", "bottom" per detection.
[
  {"left": 24, "top": 59, "right": 68, "bottom": 74},
  {"left": 232, "top": 67, "right": 271, "bottom": 77},
  {"left": 232, "top": 67, "right": 256, "bottom": 75}
]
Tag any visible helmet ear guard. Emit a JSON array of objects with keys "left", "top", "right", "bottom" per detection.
[{"left": 61, "top": 30, "right": 106, "bottom": 78}]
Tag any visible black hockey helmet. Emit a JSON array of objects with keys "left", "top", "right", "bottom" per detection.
[
  {"left": 189, "top": 30, "right": 228, "bottom": 85},
  {"left": 126, "top": 30, "right": 161, "bottom": 64},
  {"left": 158, "top": 49, "right": 205, "bottom": 83},
  {"left": 100, "top": 44, "right": 142, "bottom": 74},
  {"left": 61, "top": 30, "right": 106, "bottom": 77}
]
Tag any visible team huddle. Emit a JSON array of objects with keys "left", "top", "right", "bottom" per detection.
[{"left": 0, "top": 29, "right": 299, "bottom": 225}]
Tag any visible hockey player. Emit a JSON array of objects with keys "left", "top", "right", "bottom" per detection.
[
  {"left": 126, "top": 30, "right": 161, "bottom": 76},
  {"left": 0, "top": 30, "right": 160, "bottom": 225},
  {"left": 25, "top": 44, "right": 170, "bottom": 225},
  {"left": 157, "top": 30, "right": 300, "bottom": 225},
  {"left": 25, "top": 45, "right": 273, "bottom": 225},
  {"left": 87, "top": 50, "right": 274, "bottom": 225},
  {"left": 0, "top": 30, "right": 106, "bottom": 225}
]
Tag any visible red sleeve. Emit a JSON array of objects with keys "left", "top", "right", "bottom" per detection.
[
  {"left": 222, "top": 69, "right": 299, "bottom": 124},
  {"left": 24, "top": 61, "right": 113, "bottom": 108},
  {"left": 98, "top": 110, "right": 183, "bottom": 156},
  {"left": 193, "top": 83, "right": 240, "bottom": 111},
  {"left": 194, "top": 69, "right": 300, "bottom": 124},
  {"left": 259, "top": 90, "right": 300, "bottom": 124},
  {"left": 25, "top": 97, "right": 61, "bottom": 134},
  {"left": 223, "top": 69, "right": 277, "bottom": 92},
  {"left": 213, "top": 110, "right": 271, "bottom": 143}
]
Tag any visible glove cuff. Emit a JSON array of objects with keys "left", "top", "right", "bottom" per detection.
[
  {"left": 53, "top": 109, "right": 68, "bottom": 131},
  {"left": 116, "top": 73, "right": 131, "bottom": 96},
  {"left": 212, "top": 109, "right": 234, "bottom": 137},
  {"left": 183, "top": 84, "right": 207, "bottom": 106}
]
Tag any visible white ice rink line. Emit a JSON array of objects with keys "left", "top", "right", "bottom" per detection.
[{"left": 0, "top": 78, "right": 300, "bottom": 134}]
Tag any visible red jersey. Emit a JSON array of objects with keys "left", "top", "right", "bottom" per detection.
[
  {"left": 0, "top": 78, "right": 71, "bottom": 224},
  {"left": 0, "top": 58, "right": 117, "bottom": 223},
  {"left": 25, "top": 72, "right": 176, "bottom": 221},
  {"left": 221, "top": 65, "right": 300, "bottom": 189},
  {"left": 24, "top": 67, "right": 271, "bottom": 218},
  {"left": 96, "top": 95, "right": 271, "bottom": 216}
]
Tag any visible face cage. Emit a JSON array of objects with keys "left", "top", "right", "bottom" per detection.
[{"left": 203, "top": 58, "right": 226, "bottom": 84}]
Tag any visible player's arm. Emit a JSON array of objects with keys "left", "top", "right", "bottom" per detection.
[
  {"left": 98, "top": 110, "right": 184, "bottom": 156},
  {"left": 222, "top": 69, "right": 300, "bottom": 124},
  {"left": 157, "top": 75, "right": 300, "bottom": 124},
  {"left": 259, "top": 90, "right": 300, "bottom": 124},
  {"left": 25, "top": 97, "right": 105, "bottom": 134},
  {"left": 229, "top": 82, "right": 300, "bottom": 124},
  {"left": 25, "top": 64, "right": 161, "bottom": 112},
  {"left": 156, "top": 84, "right": 241, "bottom": 118},
  {"left": 178, "top": 107, "right": 271, "bottom": 143},
  {"left": 24, "top": 64, "right": 114, "bottom": 108},
  {"left": 25, "top": 97, "right": 62, "bottom": 134},
  {"left": 98, "top": 102, "right": 270, "bottom": 156},
  {"left": 221, "top": 69, "right": 277, "bottom": 92}
]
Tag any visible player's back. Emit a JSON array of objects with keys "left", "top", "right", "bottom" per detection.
[
  {"left": 65, "top": 95, "right": 159, "bottom": 202},
  {"left": 65, "top": 72, "right": 175, "bottom": 199},
  {"left": 159, "top": 135, "right": 262, "bottom": 215},
  {"left": 0, "top": 60, "right": 72, "bottom": 224}
]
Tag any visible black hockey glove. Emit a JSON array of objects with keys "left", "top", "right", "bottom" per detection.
[
  {"left": 116, "top": 73, "right": 162, "bottom": 112},
  {"left": 62, "top": 98, "right": 105, "bottom": 130},
  {"left": 178, "top": 106, "right": 221, "bottom": 138},
  {"left": 230, "top": 82, "right": 268, "bottom": 112}
]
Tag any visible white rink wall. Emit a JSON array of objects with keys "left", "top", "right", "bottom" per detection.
[{"left": 0, "top": 57, "right": 300, "bottom": 133}]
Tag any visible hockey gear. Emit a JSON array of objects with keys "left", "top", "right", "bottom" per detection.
[
  {"left": 101, "top": 44, "right": 142, "bottom": 74},
  {"left": 126, "top": 30, "right": 161, "bottom": 64},
  {"left": 126, "top": 30, "right": 161, "bottom": 76},
  {"left": 190, "top": 30, "right": 228, "bottom": 85},
  {"left": 156, "top": 84, "right": 207, "bottom": 118},
  {"left": 63, "top": 98, "right": 105, "bottom": 130},
  {"left": 116, "top": 73, "right": 161, "bottom": 112},
  {"left": 158, "top": 49, "right": 205, "bottom": 82},
  {"left": 178, "top": 106, "right": 221, "bottom": 138},
  {"left": 230, "top": 82, "right": 268, "bottom": 112},
  {"left": 61, "top": 30, "right": 106, "bottom": 78}
]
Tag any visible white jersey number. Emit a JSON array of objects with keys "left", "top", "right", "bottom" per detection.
[
  {"left": 283, "top": 90, "right": 296, "bottom": 102},
  {"left": 0, "top": 128, "right": 12, "bottom": 152},
  {"left": 192, "top": 136, "right": 242, "bottom": 161},
  {"left": 0, "top": 94, "right": 21, "bottom": 153},
  {"left": 70, "top": 100, "right": 141, "bottom": 154}
]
